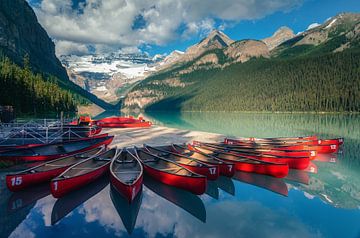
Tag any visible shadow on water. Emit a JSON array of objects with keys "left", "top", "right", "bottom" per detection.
[
  {"left": 233, "top": 171, "right": 289, "bottom": 197},
  {"left": 215, "top": 176, "right": 235, "bottom": 196},
  {"left": 143, "top": 175, "right": 207, "bottom": 223},
  {"left": 7, "top": 183, "right": 51, "bottom": 213},
  {"left": 110, "top": 185, "right": 143, "bottom": 235},
  {"left": 51, "top": 176, "right": 109, "bottom": 225},
  {"left": 284, "top": 170, "right": 310, "bottom": 185},
  {"left": 205, "top": 181, "right": 219, "bottom": 200}
]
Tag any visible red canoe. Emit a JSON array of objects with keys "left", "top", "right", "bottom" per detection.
[
  {"left": 171, "top": 144, "right": 235, "bottom": 177},
  {"left": 224, "top": 138, "right": 339, "bottom": 154},
  {"left": 144, "top": 145, "right": 219, "bottom": 180},
  {"left": 110, "top": 149, "right": 143, "bottom": 203},
  {"left": 0, "top": 135, "right": 113, "bottom": 163},
  {"left": 133, "top": 148, "right": 207, "bottom": 195},
  {"left": 95, "top": 117, "right": 152, "bottom": 128},
  {"left": 6, "top": 147, "right": 104, "bottom": 192},
  {"left": 51, "top": 148, "right": 117, "bottom": 198},
  {"left": 225, "top": 136, "right": 317, "bottom": 143},
  {"left": 192, "top": 142, "right": 309, "bottom": 170},
  {"left": 188, "top": 144, "right": 289, "bottom": 178},
  {"left": 217, "top": 141, "right": 316, "bottom": 159}
]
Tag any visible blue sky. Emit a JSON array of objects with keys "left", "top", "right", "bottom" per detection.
[{"left": 28, "top": 0, "right": 360, "bottom": 56}]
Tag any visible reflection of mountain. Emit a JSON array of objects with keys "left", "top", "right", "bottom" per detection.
[
  {"left": 110, "top": 185, "right": 142, "bottom": 234},
  {"left": 51, "top": 176, "right": 109, "bottom": 225},
  {"left": 0, "top": 173, "right": 34, "bottom": 238},
  {"left": 143, "top": 175, "right": 206, "bottom": 223},
  {"left": 233, "top": 171, "right": 288, "bottom": 196},
  {"left": 145, "top": 112, "right": 360, "bottom": 140},
  {"left": 285, "top": 170, "right": 310, "bottom": 185}
]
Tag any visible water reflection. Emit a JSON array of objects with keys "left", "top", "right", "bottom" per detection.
[
  {"left": 233, "top": 171, "right": 289, "bottom": 196},
  {"left": 7, "top": 183, "right": 50, "bottom": 213},
  {"left": 143, "top": 175, "right": 206, "bottom": 223},
  {"left": 0, "top": 113, "right": 359, "bottom": 237},
  {"left": 110, "top": 185, "right": 142, "bottom": 234},
  {"left": 285, "top": 170, "right": 310, "bottom": 185},
  {"left": 205, "top": 181, "right": 219, "bottom": 200},
  {"left": 51, "top": 176, "right": 109, "bottom": 225},
  {"left": 215, "top": 176, "right": 235, "bottom": 196}
]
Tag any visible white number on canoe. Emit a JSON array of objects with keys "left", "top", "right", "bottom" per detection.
[
  {"left": 11, "top": 177, "right": 22, "bottom": 186},
  {"left": 310, "top": 151, "right": 316, "bottom": 157},
  {"left": 330, "top": 145, "right": 337, "bottom": 150},
  {"left": 209, "top": 167, "right": 216, "bottom": 175},
  {"left": 53, "top": 181, "right": 58, "bottom": 191},
  {"left": 228, "top": 165, "right": 233, "bottom": 171}
]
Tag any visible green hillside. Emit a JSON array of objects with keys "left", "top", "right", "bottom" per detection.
[
  {"left": 129, "top": 49, "right": 360, "bottom": 112},
  {"left": 0, "top": 56, "right": 88, "bottom": 115}
]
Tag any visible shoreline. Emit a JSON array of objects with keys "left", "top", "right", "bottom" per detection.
[{"left": 105, "top": 125, "right": 225, "bottom": 148}]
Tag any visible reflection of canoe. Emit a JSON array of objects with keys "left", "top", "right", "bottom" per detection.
[
  {"left": 7, "top": 183, "right": 51, "bottom": 213},
  {"left": 144, "top": 145, "right": 219, "bottom": 180},
  {"left": 51, "top": 176, "right": 109, "bottom": 225},
  {"left": 190, "top": 144, "right": 289, "bottom": 177},
  {"left": 110, "top": 149, "right": 143, "bottom": 203},
  {"left": 110, "top": 185, "right": 143, "bottom": 234},
  {"left": 51, "top": 148, "right": 116, "bottom": 198},
  {"left": 134, "top": 148, "right": 207, "bottom": 195},
  {"left": 172, "top": 144, "right": 235, "bottom": 177},
  {"left": 285, "top": 170, "right": 310, "bottom": 185},
  {"left": 304, "top": 162, "right": 318, "bottom": 174},
  {"left": 0, "top": 135, "right": 113, "bottom": 162},
  {"left": 215, "top": 176, "right": 235, "bottom": 196},
  {"left": 314, "top": 154, "right": 337, "bottom": 163},
  {"left": 6, "top": 147, "right": 104, "bottom": 192},
  {"left": 143, "top": 175, "right": 206, "bottom": 223},
  {"left": 205, "top": 181, "right": 219, "bottom": 199},
  {"left": 233, "top": 171, "right": 288, "bottom": 197}
]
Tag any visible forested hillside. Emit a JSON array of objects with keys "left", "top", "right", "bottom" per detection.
[
  {"left": 0, "top": 56, "right": 87, "bottom": 114},
  {"left": 128, "top": 50, "right": 360, "bottom": 112},
  {"left": 124, "top": 13, "right": 360, "bottom": 112}
]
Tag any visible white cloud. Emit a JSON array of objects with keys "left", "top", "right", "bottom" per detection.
[
  {"left": 31, "top": 0, "right": 304, "bottom": 55},
  {"left": 307, "top": 22, "right": 321, "bottom": 30}
]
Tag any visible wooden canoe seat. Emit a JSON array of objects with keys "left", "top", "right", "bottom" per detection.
[
  {"left": 113, "top": 171, "right": 141, "bottom": 174},
  {"left": 115, "top": 160, "right": 135, "bottom": 164}
]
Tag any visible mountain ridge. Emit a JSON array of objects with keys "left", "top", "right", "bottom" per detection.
[{"left": 123, "top": 12, "right": 360, "bottom": 112}]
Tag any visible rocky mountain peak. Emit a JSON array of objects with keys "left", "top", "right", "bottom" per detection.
[{"left": 262, "top": 26, "right": 295, "bottom": 50}]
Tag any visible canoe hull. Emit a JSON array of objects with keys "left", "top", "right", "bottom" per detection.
[
  {"left": 0, "top": 136, "right": 113, "bottom": 162},
  {"left": 6, "top": 167, "right": 67, "bottom": 192},
  {"left": 142, "top": 164, "right": 207, "bottom": 195},
  {"left": 110, "top": 173, "right": 143, "bottom": 203},
  {"left": 50, "top": 164, "right": 110, "bottom": 198}
]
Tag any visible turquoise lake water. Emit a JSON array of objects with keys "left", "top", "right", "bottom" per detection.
[{"left": 1, "top": 112, "right": 360, "bottom": 238}]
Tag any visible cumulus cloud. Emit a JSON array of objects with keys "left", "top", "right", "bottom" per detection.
[{"left": 30, "top": 0, "right": 304, "bottom": 55}]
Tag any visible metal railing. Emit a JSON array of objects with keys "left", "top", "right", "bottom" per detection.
[{"left": 0, "top": 119, "right": 93, "bottom": 145}]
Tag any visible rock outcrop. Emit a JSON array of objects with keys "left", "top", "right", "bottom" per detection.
[
  {"left": 0, "top": 0, "right": 68, "bottom": 80},
  {"left": 262, "top": 26, "right": 295, "bottom": 50}
]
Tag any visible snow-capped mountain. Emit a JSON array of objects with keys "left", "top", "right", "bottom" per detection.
[{"left": 60, "top": 52, "right": 164, "bottom": 102}]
